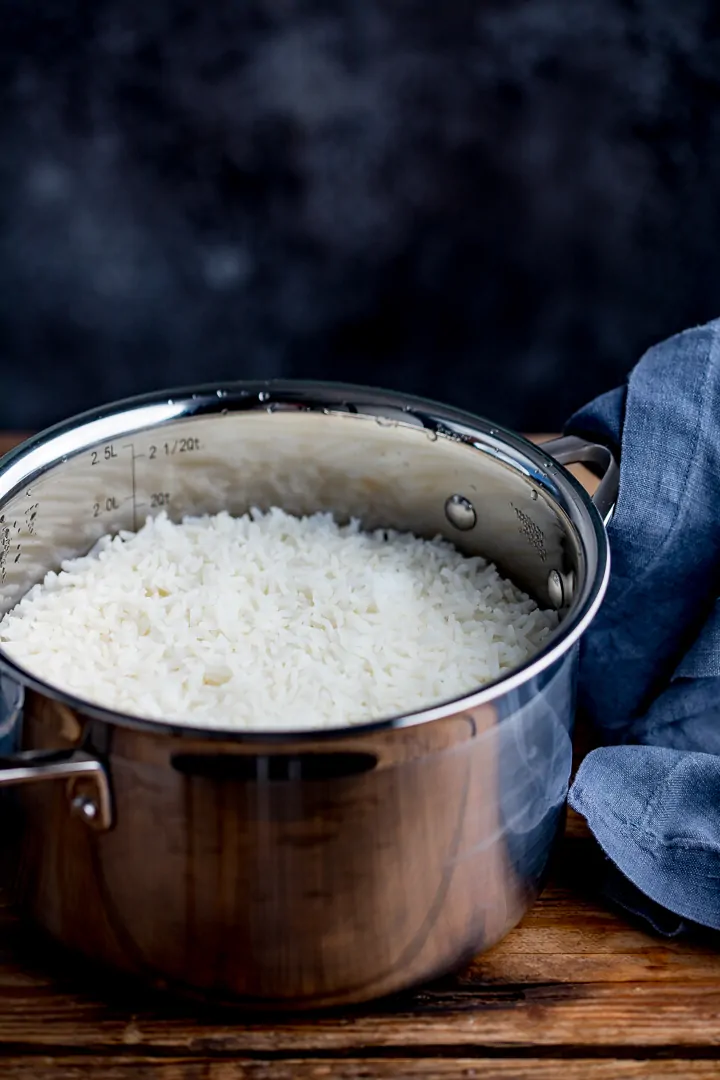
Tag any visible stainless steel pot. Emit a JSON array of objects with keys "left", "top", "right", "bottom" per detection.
[{"left": 0, "top": 382, "right": 616, "bottom": 1007}]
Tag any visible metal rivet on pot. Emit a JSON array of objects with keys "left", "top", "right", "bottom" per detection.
[
  {"left": 547, "top": 569, "right": 575, "bottom": 611},
  {"left": 445, "top": 494, "right": 477, "bottom": 531},
  {"left": 71, "top": 795, "right": 98, "bottom": 822},
  {"left": 547, "top": 570, "right": 564, "bottom": 609}
]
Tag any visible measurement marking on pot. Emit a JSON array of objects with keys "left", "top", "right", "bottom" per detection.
[
  {"left": 123, "top": 443, "right": 138, "bottom": 531},
  {"left": 91, "top": 444, "right": 119, "bottom": 466},
  {"left": 0, "top": 524, "right": 9, "bottom": 585},
  {"left": 24, "top": 503, "right": 38, "bottom": 536},
  {"left": 163, "top": 437, "right": 201, "bottom": 455},
  {"left": 93, "top": 496, "right": 121, "bottom": 518},
  {"left": 0, "top": 514, "right": 25, "bottom": 583},
  {"left": 147, "top": 438, "right": 200, "bottom": 458},
  {"left": 511, "top": 503, "right": 547, "bottom": 562}
]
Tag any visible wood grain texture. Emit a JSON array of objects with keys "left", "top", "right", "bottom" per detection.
[
  {"left": 4, "top": 979, "right": 720, "bottom": 1053},
  {"left": 0, "top": 1062, "right": 718, "bottom": 1079},
  {"left": 0, "top": 429, "right": 717, "bottom": 1075}
]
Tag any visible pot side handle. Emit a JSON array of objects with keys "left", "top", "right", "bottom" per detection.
[
  {"left": 0, "top": 747, "right": 113, "bottom": 831},
  {"left": 539, "top": 435, "right": 619, "bottom": 524},
  {"left": 0, "top": 672, "right": 112, "bottom": 831}
]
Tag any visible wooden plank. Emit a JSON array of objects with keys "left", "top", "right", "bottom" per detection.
[
  {"left": 0, "top": 1060, "right": 718, "bottom": 1079},
  {"left": 2, "top": 938, "right": 720, "bottom": 1054},
  {"left": 0, "top": 984, "right": 718, "bottom": 1052}
]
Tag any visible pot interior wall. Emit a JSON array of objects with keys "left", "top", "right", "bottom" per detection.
[{"left": 0, "top": 406, "right": 582, "bottom": 617}]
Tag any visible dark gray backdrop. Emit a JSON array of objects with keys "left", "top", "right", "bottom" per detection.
[{"left": 1, "top": 1, "right": 719, "bottom": 432}]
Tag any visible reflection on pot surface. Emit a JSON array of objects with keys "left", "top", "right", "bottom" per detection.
[{"left": 0, "top": 382, "right": 613, "bottom": 1006}]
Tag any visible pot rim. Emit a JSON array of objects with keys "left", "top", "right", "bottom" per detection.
[{"left": 0, "top": 379, "right": 610, "bottom": 742}]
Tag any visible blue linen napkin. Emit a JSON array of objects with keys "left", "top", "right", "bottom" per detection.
[{"left": 565, "top": 316, "right": 720, "bottom": 933}]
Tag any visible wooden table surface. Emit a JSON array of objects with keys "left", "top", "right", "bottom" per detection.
[{"left": 0, "top": 431, "right": 718, "bottom": 1079}]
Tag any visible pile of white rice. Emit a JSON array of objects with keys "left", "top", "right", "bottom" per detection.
[{"left": 0, "top": 509, "right": 558, "bottom": 730}]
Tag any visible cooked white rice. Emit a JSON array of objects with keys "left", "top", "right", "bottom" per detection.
[{"left": 0, "top": 509, "right": 558, "bottom": 730}]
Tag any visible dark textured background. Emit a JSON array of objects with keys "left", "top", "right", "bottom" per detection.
[{"left": 1, "top": 0, "right": 719, "bottom": 432}]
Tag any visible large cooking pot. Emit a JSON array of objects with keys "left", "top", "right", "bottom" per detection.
[{"left": 0, "top": 382, "right": 616, "bottom": 1007}]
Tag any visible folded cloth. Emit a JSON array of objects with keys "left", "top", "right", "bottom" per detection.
[{"left": 565, "top": 317, "right": 720, "bottom": 932}]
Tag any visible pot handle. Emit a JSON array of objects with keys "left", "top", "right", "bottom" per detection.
[
  {"left": 0, "top": 748, "right": 113, "bottom": 830},
  {"left": 539, "top": 435, "right": 619, "bottom": 523},
  {"left": 0, "top": 674, "right": 112, "bottom": 830}
]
